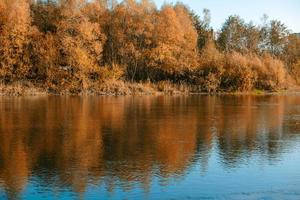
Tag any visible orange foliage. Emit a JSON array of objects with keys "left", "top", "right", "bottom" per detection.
[{"left": 0, "top": 0, "right": 298, "bottom": 93}]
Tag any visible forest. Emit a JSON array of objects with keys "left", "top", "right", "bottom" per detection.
[{"left": 0, "top": 0, "right": 300, "bottom": 95}]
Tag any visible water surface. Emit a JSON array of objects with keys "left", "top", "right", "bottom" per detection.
[{"left": 0, "top": 95, "right": 300, "bottom": 199}]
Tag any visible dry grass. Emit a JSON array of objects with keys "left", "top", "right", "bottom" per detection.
[
  {"left": 156, "top": 81, "right": 191, "bottom": 94},
  {"left": 0, "top": 81, "right": 46, "bottom": 96},
  {"left": 83, "top": 80, "right": 157, "bottom": 95}
]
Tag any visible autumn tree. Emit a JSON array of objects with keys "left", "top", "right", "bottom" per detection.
[
  {"left": 0, "top": 0, "right": 33, "bottom": 81},
  {"left": 31, "top": 0, "right": 59, "bottom": 34},
  {"left": 284, "top": 34, "right": 300, "bottom": 66},
  {"left": 101, "top": 0, "right": 157, "bottom": 81},
  {"left": 49, "top": 0, "right": 105, "bottom": 92},
  {"left": 149, "top": 3, "right": 198, "bottom": 80},
  {"left": 284, "top": 34, "right": 300, "bottom": 83},
  {"left": 25, "top": 1, "right": 59, "bottom": 81},
  {"left": 196, "top": 39, "right": 224, "bottom": 92},
  {"left": 0, "top": 0, "right": 5, "bottom": 29},
  {"left": 112, "top": 0, "right": 153, "bottom": 80}
]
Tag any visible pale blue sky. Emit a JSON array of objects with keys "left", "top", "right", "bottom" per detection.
[{"left": 153, "top": 0, "right": 300, "bottom": 33}]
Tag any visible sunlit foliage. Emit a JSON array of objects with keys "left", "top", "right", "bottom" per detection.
[{"left": 0, "top": 0, "right": 299, "bottom": 93}]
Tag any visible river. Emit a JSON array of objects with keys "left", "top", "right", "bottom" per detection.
[{"left": 0, "top": 95, "right": 300, "bottom": 199}]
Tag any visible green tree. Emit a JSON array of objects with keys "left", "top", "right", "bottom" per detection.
[
  {"left": 191, "top": 8, "right": 213, "bottom": 50},
  {"left": 217, "top": 15, "right": 247, "bottom": 52},
  {"left": 259, "top": 17, "right": 289, "bottom": 56}
]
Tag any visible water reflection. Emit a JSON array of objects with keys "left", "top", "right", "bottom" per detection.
[{"left": 0, "top": 95, "right": 300, "bottom": 199}]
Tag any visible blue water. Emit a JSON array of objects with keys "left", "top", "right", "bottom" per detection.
[{"left": 0, "top": 95, "right": 299, "bottom": 199}]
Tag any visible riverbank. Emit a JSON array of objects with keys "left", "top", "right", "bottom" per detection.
[
  {"left": 1, "top": 81, "right": 299, "bottom": 96},
  {"left": 0, "top": 81, "right": 185, "bottom": 96}
]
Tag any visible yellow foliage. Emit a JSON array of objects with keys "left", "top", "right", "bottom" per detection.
[{"left": 0, "top": 0, "right": 297, "bottom": 94}]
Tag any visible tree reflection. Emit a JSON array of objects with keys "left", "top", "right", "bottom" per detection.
[{"left": 0, "top": 95, "right": 299, "bottom": 197}]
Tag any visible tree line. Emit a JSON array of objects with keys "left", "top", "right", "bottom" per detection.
[{"left": 0, "top": 0, "right": 299, "bottom": 94}]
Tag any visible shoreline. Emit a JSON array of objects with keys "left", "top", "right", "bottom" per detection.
[{"left": 1, "top": 82, "right": 299, "bottom": 97}]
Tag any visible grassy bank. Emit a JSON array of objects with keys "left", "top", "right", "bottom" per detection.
[
  {"left": 1, "top": 80, "right": 298, "bottom": 96},
  {"left": 0, "top": 80, "right": 189, "bottom": 96}
]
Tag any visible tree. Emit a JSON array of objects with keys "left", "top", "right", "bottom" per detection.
[
  {"left": 0, "top": 0, "right": 33, "bottom": 81},
  {"left": 217, "top": 15, "right": 247, "bottom": 52},
  {"left": 101, "top": 0, "right": 157, "bottom": 81},
  {"left": 30, "top": 0, "right": 59, "bottom": 34},
  {"left": 49, "top": 0, "right": 105, "bottom": 91},
  {"left": 244, "top": 22, "right": 260, "bottom": 53},
  {"left": 259, "top": 17, "right": 289, "bottom": 56},
  {"left": 269, "top": 20, "right": 289, "bottom": 56},
  {"left": 191, "top": 9, "right": 213, "bottom": 50},
  {"left": 149, "top": 3, "right": 198, "bottom": 80},
  {"left": 284, "top": 34, "right": 300, "bottom": 67}
]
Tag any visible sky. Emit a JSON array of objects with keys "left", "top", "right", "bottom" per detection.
[{"left": 153, "top": 0, "right": 300, "bottom": 33}]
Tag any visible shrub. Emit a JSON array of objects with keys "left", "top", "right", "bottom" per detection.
[
  {"left": 195, "top": 40, "right": 224, "bottom": 92},
  {"left": 255, "top": 55, "right": 288, "bottom": 91},
  {"left": 98, "top": 64, "right": 125, "bottom": 82},
  {"left": 222, "top": 52, "right": 256, "bottom": 92},
  {"left": 291, "top": 60, "right": 300, "bottom": 84}
]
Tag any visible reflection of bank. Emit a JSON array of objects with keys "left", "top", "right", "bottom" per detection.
[
  {"left": 100, "top": 96, "right": 199, "bottom": 189},
  {"left": 0, "top": 96, "right": 199, "bottom": 197},
  {"left": 0, "top": 97, "right": 105, "bottom": 197},
  {"left": 0, "top": 140, "right": 28, "bottom": 199},
  {"left": 215, "top": 96, "right": 287, "bottom": 168},
  {"left": 0, "top": 95, "right": 299, "bottom": 197}
]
